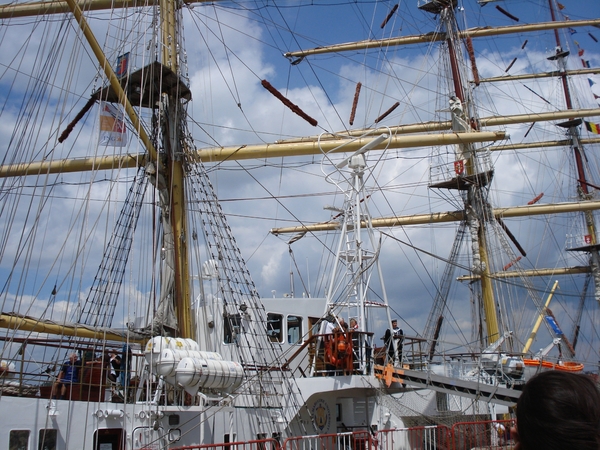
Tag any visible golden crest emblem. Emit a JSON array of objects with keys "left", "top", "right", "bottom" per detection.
[{"left": 312, "top": 399, "right": 330, "bottom": 433}]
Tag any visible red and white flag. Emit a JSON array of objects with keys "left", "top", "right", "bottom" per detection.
[{"left": 99, "top": 102, "right": 127, "bottom": 147}]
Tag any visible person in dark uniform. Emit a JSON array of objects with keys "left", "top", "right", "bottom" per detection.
[
  {"left": 383, "top": 319, "right": 404, "bottom": 365},
  {"left": 383, "top": 327, "right": 394, "bottom": 364},
  {"left": 392, "top": 319, "right": 404, "bottom": 364}
]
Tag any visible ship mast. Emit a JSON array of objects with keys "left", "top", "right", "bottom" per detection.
[
  {"left": 547, "top": 0, "right": 600, "bottom": 307},
  {"left": 158, "top": 0, "right": 193, "bottom": 338},
  {"left": 60, "top": 0, "right": 193, "bottom": 337},
  {"left": 422, "top": 0, "right": 500, "bottom": 343},
  {"left": 547, "top": 0, "right": 600, "bottom": 357},
  {"left": 320, "top": 134, "right": 393, "bottom": 374}
]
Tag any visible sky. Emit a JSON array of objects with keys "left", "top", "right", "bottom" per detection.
[{"left": 0, "top": 0, "right": 599, "bottom": 366}]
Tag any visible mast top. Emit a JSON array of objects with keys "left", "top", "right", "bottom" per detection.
[
  {"left": 92, "top": 62, "right": 191, "bottom": 108},
  {"left": 418, "top": 0, "right": 457, "bottom": 15}
]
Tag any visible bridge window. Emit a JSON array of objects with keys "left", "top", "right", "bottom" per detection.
[
  {"left": 267, "top": 313, "right": 283, "bottom": 342},
  {"left": 287, "top": 315, "right": 302, "bottom": 344}
]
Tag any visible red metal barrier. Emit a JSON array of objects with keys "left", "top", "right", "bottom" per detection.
[
  {"left": 172, "top": 420, "right": 515, "bottom": 450},
  {"left": 377, "top": 425, "right": 451, "bottom": 450},
  {"left": 173, "top": 438, "right": 280, "bottom": 450},
  {"left": 451, "top": 419, "right": 515, "bottom": 450},
  {"left": 283, "top": 430, "right": 372, "bottom": 450}
]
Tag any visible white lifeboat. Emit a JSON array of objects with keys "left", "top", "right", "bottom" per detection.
[
  {"left": 175, "top": 357, "right": 244, "bottom": 396},
  {"left": 144, "top": 337, "right": 240, "bottom": 392}
]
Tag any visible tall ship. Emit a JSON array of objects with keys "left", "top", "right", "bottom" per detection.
[{"left": 0, "top": 0, "right": 598, "bottom": 448}]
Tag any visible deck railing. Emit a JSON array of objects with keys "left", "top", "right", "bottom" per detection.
[{"left": 172, "top": 420, "right": 516, "bottom": 450}]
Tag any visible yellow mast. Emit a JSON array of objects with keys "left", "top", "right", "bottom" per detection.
[
  {"left": 438, "top": 2, "right": 500, "bottom": 343},
  {"left": 522, "top": 280, "right": 560, "bottom": 355},
  {"left": 478, "top": 239, "right": 499, "bottom": 342},
  {"left": 159, "top": 0, "right": 193, "bottom": 338}
]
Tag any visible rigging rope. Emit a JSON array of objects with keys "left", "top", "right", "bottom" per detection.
[{"left": 77, "top": 166, "right": 148, "bottom": 328}]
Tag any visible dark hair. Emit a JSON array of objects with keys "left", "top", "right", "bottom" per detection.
[{"left": 516, "top": 371, "right": 600, "bottom": 450}]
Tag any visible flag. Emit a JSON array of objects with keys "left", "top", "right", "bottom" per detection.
[
  {"left": 569, "top": 28, "right": 576, "bottom": 35},
  {"left": 545, "top": 316, "right": 563, "bottom": 336},
  {"left": 578, "top": 48, "right": 584, "bottom": 56},
  {"left": 454, "top": 160, "right": 465, "bottom": 175},
  {"left": 589, "top": 78, "right": 596, "bottom": 87},
  {"left": 582, "top": 59, "right": 590, "bottom": 68},
  {"left": 557, "top": 2, "right": 565, "bottom": 9},
  {"left": 115, "top": 53, "right": 129, "bottom": 78},
  {"left": 585, "top": 121, "right": 600, "bottom": 134},
  {"left": 99, "top": 102, "right": 127, "bottom": 146}
]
